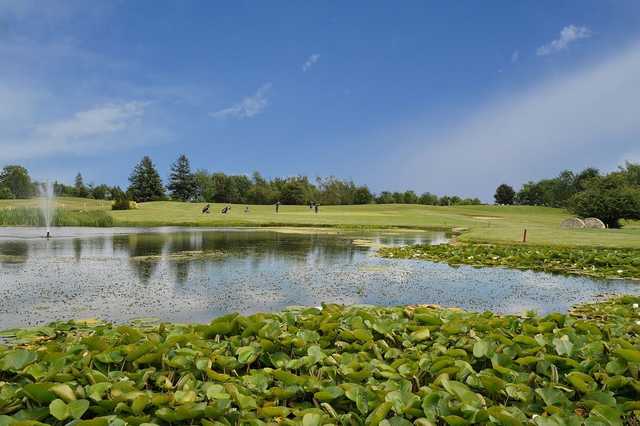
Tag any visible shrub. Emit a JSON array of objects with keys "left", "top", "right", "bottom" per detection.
[
  {"left": 112, "top": 198, "right": 131, "bottom": 210},
  {"left": 0, "top": 186, "right": 14, "bottom": 199}
]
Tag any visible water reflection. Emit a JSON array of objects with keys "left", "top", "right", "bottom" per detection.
[
  {"left": 0, "top": 227, "right": 638, "bottom": 328},
  {"left": 0, "top": 241, "right": 28, "bottom": 266}
]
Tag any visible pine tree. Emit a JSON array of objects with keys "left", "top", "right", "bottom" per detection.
[
  {"left": 74, "top": 173, "right": 88, "bottom": 198},
  {"left": 128, "top": 156, "right": 165, "bottom": 202},
  {"left": 167, "top": 154, "right": 196, "bottom": 201}
]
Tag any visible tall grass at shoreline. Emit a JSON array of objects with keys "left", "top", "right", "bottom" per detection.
[{"left": 0, "top": 207, "right": 113, "bottom": 227}]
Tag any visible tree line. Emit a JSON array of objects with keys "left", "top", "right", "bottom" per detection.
[
  {"left": 0, "top": 155, "right": 481, "bottom": 206},
  {"left": 493, "top": 162, "right": 640, "bottom": 227}
]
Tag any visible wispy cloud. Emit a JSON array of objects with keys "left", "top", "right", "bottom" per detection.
[
  {"left": 1, "top": 101, "right": 150, "bottom": 161},
  {"left": 209, "top": 83, "right": 272, "bottom": 119},
  {"left": 302, "top": 54, "right": 320, "bottom": 72},
  {"left": 34, "top": 102, "right": 146, "bottom": 140},
  {"left": 511, "top": 50, "right": 520, "bottom": 63},
  {"left": 537, "top": 25, "right": 592, "bottom": 56},
  {"left": 380, "top": 41, "right": 640, "bottom": 199}
]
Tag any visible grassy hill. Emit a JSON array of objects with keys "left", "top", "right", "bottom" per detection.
[{"left": 1, "top": 197, "right": 639, "bottom": 248}]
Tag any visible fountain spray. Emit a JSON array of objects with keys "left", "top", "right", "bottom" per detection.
[{"left": 38, "top": 181, "right": 55, "bottom": 238}]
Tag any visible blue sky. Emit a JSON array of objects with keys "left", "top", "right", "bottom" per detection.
[{"left": 1, "top": 1, "right": 640, "bottom": 200}]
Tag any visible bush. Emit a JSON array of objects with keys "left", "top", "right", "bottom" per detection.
[
  {"left": 0, "top": 186, "right": 14, "bottom": 199},
  {"left": 112, "top": 198, "right": 131, "bottom": 210}
]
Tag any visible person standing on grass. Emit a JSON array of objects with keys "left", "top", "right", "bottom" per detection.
[
  {"left": 275, "top": 201, "right": 281, "bottom": 213},
  {"left": 314, "top": 203, "right": 319, "bottom": 214}
]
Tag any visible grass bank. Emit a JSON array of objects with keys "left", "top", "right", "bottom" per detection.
[
  {"left": 1, "top": 198, "right": 639, "bottom": 248},
  {"left": 2, "top": 297, "right": 640, "bottom": 424},
  {"left": 0, "top": 207, "right": 113, "bottom": 227},
  {"left": 380, "top": 243, "right": 640, "bottom": 280}
]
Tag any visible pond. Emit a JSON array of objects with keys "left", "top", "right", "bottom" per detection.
[{"left": 1, "top": 227, "right": 639, "bottom": 328}]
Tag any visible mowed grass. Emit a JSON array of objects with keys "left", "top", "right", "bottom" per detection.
[{"left": 1, "top": 197, "right": 639, "bottom": 248}]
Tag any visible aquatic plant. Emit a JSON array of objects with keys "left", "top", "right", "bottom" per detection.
[
  {"left": 379, "top": 243, "right": 640, "bottom": 280},
  {"left": 0, "top": 208, "right": 114, "bottom": 227},
  {"left": 2, "top": 297, "right": 640, "bottom": 424}
]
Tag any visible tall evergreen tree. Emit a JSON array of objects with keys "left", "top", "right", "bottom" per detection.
[
  {"left": 167, "top": 154, "right": 197, "bottom": 201},
  {"left": 128, "top": 156, "right": 165, "bottom": 202},
  {"left": 74, "top": 173, "right": 88, "bottom": 198}
]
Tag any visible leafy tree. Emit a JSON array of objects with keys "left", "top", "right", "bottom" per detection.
[
  {"left": 316, "top": 177, "right": 358, "bottom": 205},
  {"left": 91, "top": 184, "right": 111, "bottom": 200},
  {"left": 494, "top": 184, "right": 515, "bottom": 205},
  {"left": 246, "top": 172, "right": 277, "bottom": 204},
  {"left": 516, "top": 181, "right": 544, "bottom": 205},
  {"left": 376, "top": 191, "right": 395, "bottom": 204},
  {"left": 353, "top": 186, "right": 373, "bottom": 204},
  {"left": 573, "top": 167, "right": 600, "bottom": 192},
  {"left": 439, "top": 196, "right": 452, "bottom": 206},
  {"left": 194, "top": 170, "right": 215, "bottom": 202},
  {"left": 460, "top": 197, "right": 482, "bottom": 205},
  {"left": 392, "top": 192, "right": 404, "bottom": 204},
  {"left": 229, "top": 175, "right": 252, "bottom": 203},
  {"left": 210, "top": 173, "right": 233, "bottom": 203},
  {"left": 110, "top": 186, "right": 128, "bottom": 201},
  {"left": 127, "top": 156, "right": 165, "bottom": 202},
  {"left": 74, "top": 173, "right": 88, "bottom": 198},
  {"left": 0, "top": 165, "right": 33, "bottom": 198},
  {"left": 403, "top": 190, "right": 418, "bottom": 204},
  {"left": 568, "top": 174, "right": 640, "bottom": 228},
  {"left": 53, "top": 181, "right": 74, "bottom": 196},
  {"left": 620, "top": 162, "right": 640, "bottom": 186},
  {"left": 279, "top": 176, "right": 314, "bottom": 205},
  {"left": 419, "top": 192, "right": 439, "bottom": 205},
  {"left": 167, "top": 154, "right": 197, "bottom": 201}
]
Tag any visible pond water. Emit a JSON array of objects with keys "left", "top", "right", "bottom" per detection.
[{"left": 0, "top": 227, "right": 639, "bottom": 328}]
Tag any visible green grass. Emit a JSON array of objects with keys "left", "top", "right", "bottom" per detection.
[
  {"left": 2, "top": 296, "right": 640, "bottom": 425},
  {"left": 1, "top": 198, "right": 639, "bottom": 248},
  {"left": 110, "top": 201, "right": 640, "bottom": 248},
  {"left": 0, "top": 207, "right": 114, "bottom": 227}
]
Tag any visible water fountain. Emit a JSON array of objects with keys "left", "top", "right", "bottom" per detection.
[{"left": 38, "top": 181, "right": 55, "bottom": 238}]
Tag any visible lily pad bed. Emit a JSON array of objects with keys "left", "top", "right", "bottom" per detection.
[
  {"left": 4, "top": 299, "right": 640, "bottom": 425},
  {"left": 379, "top": 244, "right": 640, "bottom": 280},
  {"left": 130, "top": 251, "right": 226, "bottom": 263}
]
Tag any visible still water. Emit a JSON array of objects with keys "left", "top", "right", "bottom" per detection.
[{"left": 1, "top": 227, "right": 639, "bottom": 328}]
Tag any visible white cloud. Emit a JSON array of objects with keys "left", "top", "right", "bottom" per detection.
[
  {"left": 34, "top": 102, "right": 146, "bottom": 140},
  {"left": 511, "top": 50, "right": 519, "bottom": 63},
  {"left": 209, "top": 83, "right": 272, "bottom": 119},
  {"left": 383, "top": 41, "right": 640, "bottom": 199},
  {"left": 537, "top": 25, "right": 592, "bottom": 56},
  {"left": 302, "top": 54, "right": 320, "bottom": 72},
  {"left": 0, "top": 101, "right": 149, "bottom": 161}
]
